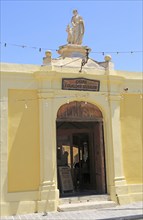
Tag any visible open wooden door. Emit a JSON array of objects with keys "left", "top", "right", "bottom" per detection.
[{"left": 56, "top": 101, "right": 107, "bottom": 196}]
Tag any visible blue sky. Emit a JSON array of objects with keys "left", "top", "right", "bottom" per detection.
[{"left": 1, "top": 0, "right": 143, "bottom": 72}]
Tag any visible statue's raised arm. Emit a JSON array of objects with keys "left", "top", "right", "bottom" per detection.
[{"left": 70, "top": 9, "right": 85, "bottom": 45}]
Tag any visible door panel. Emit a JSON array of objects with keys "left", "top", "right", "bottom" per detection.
[{"left": 72, "top": 133, "right": 91, "bottom": 190}]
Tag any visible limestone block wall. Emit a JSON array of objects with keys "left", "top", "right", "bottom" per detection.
[
  {"left": 120, "top": 94, "right": 143, "bottom": 202},
  {"left": 8, "top": 89, "right": 40, "bottom": 192},
  {"left": 0, "top": 62, "right": 143, "bottom": 216}
]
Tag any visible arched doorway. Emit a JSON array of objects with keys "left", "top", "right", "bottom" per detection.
[{"left": 56, "top": 101, "right": 106, "bottom": 196}]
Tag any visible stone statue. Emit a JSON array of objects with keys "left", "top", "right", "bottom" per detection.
[
  {"left": 66, "top": 24, "right": 73, "bottom": 44},
  {"left": 66, "top": 9, "right": 85, "bottom": 45}
]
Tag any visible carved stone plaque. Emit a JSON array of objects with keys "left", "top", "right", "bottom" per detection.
[{"left": 62, "top": 78, "right": 100, "bottom": 91}]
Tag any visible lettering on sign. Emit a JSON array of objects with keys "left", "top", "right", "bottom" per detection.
[{"left": 62, "top": 78, "right": 100, "bottom": 91}]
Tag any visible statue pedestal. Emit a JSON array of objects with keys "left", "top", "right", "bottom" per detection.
[{"left": 57, "top": 44, "right": 91, "bottom": 58}]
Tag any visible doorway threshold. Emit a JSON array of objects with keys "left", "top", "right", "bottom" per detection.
[
  {"left": 58, "top": 193, "right": 113, "bottom": 212},
  {"left": 60, "top": 190, "right": 98, "bottom": 198}
]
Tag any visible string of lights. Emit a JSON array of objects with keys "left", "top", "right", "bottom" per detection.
[
  {"left": 0, "top": 42, "right": 142, "bottom": 55},
  {"left": 0, "top": 42, "right": 55, "bottom": 52}
]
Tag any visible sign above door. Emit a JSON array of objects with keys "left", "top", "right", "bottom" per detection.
[{"left": 62, "top": 78, "right": 100, "bottom": 91}]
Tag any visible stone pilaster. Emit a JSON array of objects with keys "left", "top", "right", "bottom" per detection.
[
  {"left": 109, "top": 95, "right": 130, "bottom": 204},
  {"left": 109, "top": 95, "right": 126, "bottom": 185},
  {"left": 37, "top": 92, "right": 59, "bottom": 212},
  {"left": 0, "top": 97, "right": 8, "bottom": 201}
]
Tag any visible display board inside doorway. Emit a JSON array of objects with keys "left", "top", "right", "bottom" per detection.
[{"left": 58, "top": 166, "right": 74, "bottom": 194}]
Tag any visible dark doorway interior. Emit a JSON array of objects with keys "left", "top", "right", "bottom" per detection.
[{"left": 56, "top": 121, "right": 107, "bottom": 197}]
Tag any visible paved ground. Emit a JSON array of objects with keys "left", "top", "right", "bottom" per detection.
[{"left": 0, "top": 202, "right": 143, "bottom": 220}]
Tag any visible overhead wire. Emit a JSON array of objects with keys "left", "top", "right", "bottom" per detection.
[{"left": 0, "top": 41, "right": 142, "bottom": 55}]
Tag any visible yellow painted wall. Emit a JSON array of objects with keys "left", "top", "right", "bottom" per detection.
[
  {"left": 121, "top": 94, "right": 143, "bottom": 184},
  {"left": 8, "top": 89, "right": 40, "bottom": 192}
]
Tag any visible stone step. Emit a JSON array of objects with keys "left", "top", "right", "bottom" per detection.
[
  {"left": 58, "top": 194, "right": 117, "bottom": 212},
  {"left": 58, "top": 200, "right": 116, "bottom": 212}
]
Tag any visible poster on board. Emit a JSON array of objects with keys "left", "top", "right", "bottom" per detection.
[{"left": 58, "top": 166, "right": 74, "bottom": 194}]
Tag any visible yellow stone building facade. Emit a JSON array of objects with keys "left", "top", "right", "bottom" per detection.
[{"left": 0, "top": 44, "right": 142, "bottom": 216}]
